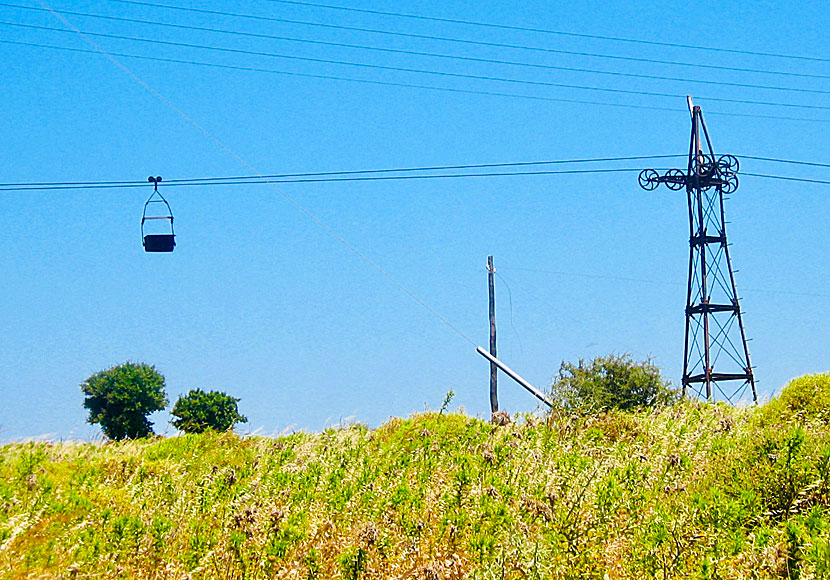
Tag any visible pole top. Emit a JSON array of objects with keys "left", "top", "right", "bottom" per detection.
[{"left": 686, "top": 96, "right": 701, "bottom": 116}]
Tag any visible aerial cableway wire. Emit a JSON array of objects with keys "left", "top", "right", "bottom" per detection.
[
  {"left": 1, "top": 3, "right": 826, "bottom": 96},
  {"left": 0, "top": 154, "right": 685, "bottom": 187},
  {"left": 739, "top": 155, "right": 830, "bottom": 169},
  {"left": 497, "top": 266, "right": 830, "bottom": 299},
  {"left": 3, "top": 155, "right": 830, "bottom": 190},
  {"left": 7, "top": 40, "right": 827, "bottom": 123},
  {"left": 3, "top": 168, "right": 830, "bottom": 192},
  {"left": 107, "top": 0, "right": 830, "bottom": 81},
  {"left": 0, "top": 167, "right": 660, "bottom": 191},
  {"left": 270, "top": 0, "right": 830, "bottom": 64},
  {"left": 741, "top": 173, "right": 830, "bottom": 185},
  {"left": 2, "top": 21, "right": 828, "bottom": 112}
]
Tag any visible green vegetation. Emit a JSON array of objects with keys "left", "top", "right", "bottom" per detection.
[
  {"left": 171, "top": 389, "right": 248, "bottom": 434},
  {"left": 81, "top": 362, "right": 248, "bottom": 440},
  {"left": 760, "top": 372, "right": 830, "bottom": 425},
  {"left": 80, "top": 362, "right": 168, "bottom": 440},
  {"left": 549, "top": 353, "right": 677, "bottom": 413},
  {"left": 3, "top": 373, "right": 829, "bottom": 579}
]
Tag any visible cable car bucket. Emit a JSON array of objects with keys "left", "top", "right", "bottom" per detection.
[{"left": 141, "top": 176, "right": 175, "bottom": 252}]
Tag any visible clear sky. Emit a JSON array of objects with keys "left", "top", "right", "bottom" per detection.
[{"left": 0, "top": 0, "right": 827, "bottom": 441}]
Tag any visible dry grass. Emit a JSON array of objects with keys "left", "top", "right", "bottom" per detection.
[{"left": 2, "top": 397, "right": 830, "bottom": 579}]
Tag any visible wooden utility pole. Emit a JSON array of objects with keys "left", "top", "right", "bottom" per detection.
[{"left": 487, "top": 255, "right": 499, "bottom": 414}]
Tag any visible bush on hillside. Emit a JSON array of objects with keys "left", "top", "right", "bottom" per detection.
[
  {"left": 761, "top": 372, "right": 830, "bottom": 424},
  {"left": 81, "top": 362, "right": 168, "bottom": 440},
  {"left": 171, "top": 389, "right": 248, "bottom": 434},
  {"left": 549, "top": 353, "right": 676, "bottom": 413}
]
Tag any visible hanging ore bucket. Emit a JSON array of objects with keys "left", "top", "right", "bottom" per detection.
[{"left": 141, "top": 176, "right": 175, "bottom": 252}]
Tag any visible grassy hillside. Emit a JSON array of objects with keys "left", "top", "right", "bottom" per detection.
[{"left": 2, "top": 387, "right": 830, "bottom": 579}]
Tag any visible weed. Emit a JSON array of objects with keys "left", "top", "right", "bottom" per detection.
[{"left": 2, "top": 395, "right": 830, "bottom": 579}]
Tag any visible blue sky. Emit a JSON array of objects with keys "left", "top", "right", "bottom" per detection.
[{"left": 0, "top": 0, "right": 827, "bottom": 441}]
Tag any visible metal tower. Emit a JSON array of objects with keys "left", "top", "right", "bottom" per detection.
[{"left": 639, "top": 98, "right": 757, "bottom": 403}]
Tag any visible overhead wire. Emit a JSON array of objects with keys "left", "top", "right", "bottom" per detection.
[
  {"left": 2, "top": 21, "right": 828, "bottom": 113},
  {"left": 9, "top": 39, "right": 827, "bottom": 123},
  {"left": 2, "top": 152, "right": 830, "bottom": 190},
  {"left": 3, "top": 166, "right": 829, "bottom": 192},
  {"left": 0, "top": 38, "right": 684, "bottom": 116},
  {"left": 492, "top": 270, "right": 524, "bottom": 355},
  {"left": 739, "top": 155, "right": 830, "bottom": 168},
  {"left": 1, "top": 138, "right": 828, "bottom": 190},
  {"left": 270, "top": 0, "right": 830, "bottom": 64},
  {"left": 741, "top": 173, "right": 830, "bottom": 185},
  {"left": 0, "top": 154, "right": 686, "bottom": 187},
  {"left": 1, "top": 2, "right": 826, "bottom": 96},
  {"left": 497, "top": 267, "right": 830, "bottom": 299},
  {"left": 0, "top": 167, "right": 660, "bottom": 191},
  {"left": 166, "top": 155, "right": 681, "bottom": 182},
  {"left": 107, "top": 0, "right": 830, "bottom": 81}
]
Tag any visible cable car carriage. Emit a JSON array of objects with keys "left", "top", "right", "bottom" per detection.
[{"left": 142, "top": 176, "right": 175, "bottom": 252}]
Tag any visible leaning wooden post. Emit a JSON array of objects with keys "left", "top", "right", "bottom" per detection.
[
  {"left": 487, "top": 255, "right": 499, "bottom": 414},
  {"left": 476, "top": 347, "right": 552, "bottom": 408}
]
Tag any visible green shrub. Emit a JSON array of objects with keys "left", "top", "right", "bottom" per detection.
[
  {"left": 81, "top": 362, "right": 168, "bottom": 440},
  {"left": 170, "top": 389, "right": 248, "bottom": 434},
  {"left": 549, "top": 353, "right": 677, "bottom": 413},
  {"left": 762, "top": 373, "right": 830, "bottom": 424}
]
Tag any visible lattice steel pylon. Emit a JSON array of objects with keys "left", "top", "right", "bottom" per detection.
[{"left": 639, "top": 97, "right": 757, "bottom": 404}]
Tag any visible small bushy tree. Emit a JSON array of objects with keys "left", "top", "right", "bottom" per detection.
[
  {"left": 171, "top": 389, "right": 248, "bottom": 433},
  {"left": 549, "top": 353, "right": 676, "bottom": 413},
  {"left": 81, "top": 362, "right": 168, "bottom": 440}
]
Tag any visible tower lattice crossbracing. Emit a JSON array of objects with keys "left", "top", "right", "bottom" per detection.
[{"left": 639, "top": 99, "right": 757, "bottom": 403}]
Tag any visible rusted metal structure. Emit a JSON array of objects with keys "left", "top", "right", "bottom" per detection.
[{"left": 639, "top": 98, "right": 757, "bottom": 403}]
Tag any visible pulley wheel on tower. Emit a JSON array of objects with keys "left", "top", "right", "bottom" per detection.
[
  {"left": 718, "top": 155, "right": 740, "bottom": 173},
  {"left": 722, "top": 174, "right": 739, "bottom": 194},
  {"left": 141, "top": 176, "right": 175, "bottom": 252},
  {"left": 638, "top": 169, "right": 659, "bottom": 190},
  {"left": 665, "top": 169, "right": 685, "bottom": 190}
]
